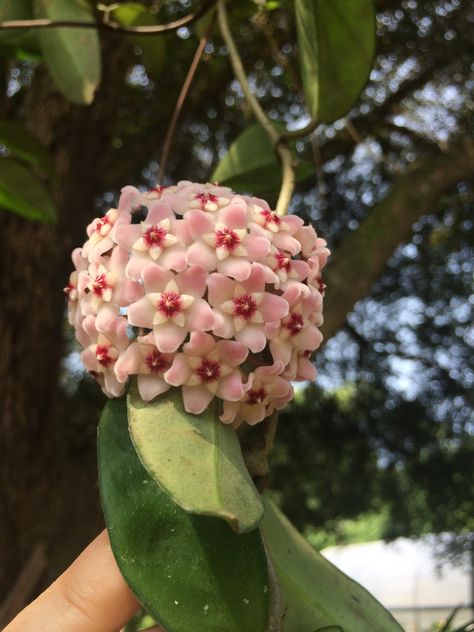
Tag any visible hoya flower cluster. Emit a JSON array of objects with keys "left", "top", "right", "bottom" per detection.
[{"left": 65, "top": 182, "right": 329, "bottom": 426}]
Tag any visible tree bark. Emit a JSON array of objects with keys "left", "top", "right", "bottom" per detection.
[
  {"left": 0, "top": 37, "right": 132, "bottom": 596},
  {"left": 322, "top": 140, "right": 474, "bottom": 340}
]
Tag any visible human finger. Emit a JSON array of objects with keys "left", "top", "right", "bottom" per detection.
[{"left": 5, "top": 530, "right": 140, "bottom": 632}]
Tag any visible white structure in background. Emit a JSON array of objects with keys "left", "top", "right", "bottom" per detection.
[{"left": 322, "top": 538, "right": 472, "bottom": 632}]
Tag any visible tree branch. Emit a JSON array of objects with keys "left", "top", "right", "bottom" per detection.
[
  {"left": 322, "top": 140, "right": 474, "bottom": 341},
  {"left": 318, "top": 56, "right": 459, "bottom": 165},
  {"left": 0, "top": 0, "right": 216, "bottom": 36}
]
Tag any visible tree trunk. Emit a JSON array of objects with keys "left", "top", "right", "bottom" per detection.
[{"left": 0, "top": 37, "right": 131, "bottom": 597}]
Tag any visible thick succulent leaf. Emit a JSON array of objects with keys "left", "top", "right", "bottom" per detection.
[
  {"left": 295, "top": 0, "right": 376, "bottom": 122},
  {"left": 111, "top": 3, "right": 166, "bottom": 77},
  {"left": 98, "top": 398, "right": 269, "bottom": 632},
  {"left": 262, "top": 497, "right": 404, "bottom": 632},
  {"left": 0, "top": 158, "right": 57, "bottom": 222},
  {"left": 0, "top": 121, "right": 56, "bottom": 179},
  {"left": 211, "top": 123, "right": 314, "bottom": 193},
  {"left": 0, "top": 0, "right": 40, "bottom": 53},
  {"left": 127, "top": 386, "right": 264, "bottom": 533},
  {"left": 34, "top": 0, "right": 101, "bottom": 105}
]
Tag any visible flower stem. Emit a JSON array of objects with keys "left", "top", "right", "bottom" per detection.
[
  {"left": 217, "top": 0, "right": 295, "bottom": 216},
  {"left": 158, "top": 14, "right": 215, "bottom": 184}
]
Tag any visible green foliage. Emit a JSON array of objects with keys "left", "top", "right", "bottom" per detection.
[
  {"left": 0, "top": 0, "right": 40, "bottom": 55},
  {"left": 98, "top": 398, "right": 269, "bottom": 632},
  {"left": 262, "top": 497, "right": 404, "bottom": 632},
  {"left": 430, "top": 607, "right": 474, "bottom": 631},
  {"left": 124, "top": 610, "right": 156, "bottom": 632},
  {"left": 294, "top": 0, "right": 376, "bottom": 122},
  {"left": 306, "top": 510, "right": 388, "bottom": 551},
  {"left": 211, "top": 123, "right": 314, "bottom": 193},
  {"left": 0, "top": 157, "right": 56, "bottom": 221},
  {"left": 34, "top": 0, "right": 101, "bottom": 104},
  {"left": 127, "top": 386, "right": 264, "bottom": 533},
  {"left": 0, "top": 120, "right": 56, "bottom": 179},
  {"left": 110, "top": 3, "right": 166, "bottom": 78}
]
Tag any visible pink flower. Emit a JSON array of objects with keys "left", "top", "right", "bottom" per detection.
[
  {"left": 268, "top": 284, "right": 323, "bottom": 365},
  {"left": 127, "top": 263, "right": 215, "bottom": 353},
  {"left": 64, "top": 248, "right": 88, "bottom": 326},
  {"left": 79, "top": 315, "right": 130, "bottom": 397},
  {"left": 295, "top": 225, "right": 330, "bottom": 260},
  {"left": 284, "top": 350, "right": 317, "bottom": 381},
  {"left": 66, "top": 179, "right": 329, "bottom": 426},
  {"left": 77, "top": 247, "right": 144, "bottom": 331},
  {"left": 250, "top": 206, "right": 304, "bottom": 255},
  {"left": 115, "top": 201, "right": 189, "bottom": 279},
  {"left": 114, "top": 332, "right": 173, "bottom": 402},
  {"left": 207, "top": 264, "right": 289, "bottom": 352},
  {"left": 164, "top": 332, "right": 248, "bottom": 414},
  {"left": 186, "top": 204, "right": 270, "bottom": 280},
  {"left": 81, "top": 186, "right": 142, "bottom": 262},
  {"left": 221, "top": 362, "right": 293, "bottom": 426},
  {"left": 165, "top": 181, "right": 233, "bottom": 214},
  {"left": 264, "top": 245, "right": 310, "bottom": 289}
]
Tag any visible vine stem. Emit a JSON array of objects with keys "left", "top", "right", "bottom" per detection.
[
  {"left": 217, "top": 0, "right": 295, "bottom": 216},
  {"left": 0, "top": 0, "right": 216, "bottom": 36},
  {"left": 158, "top": 15, "right": 215, "bottom": 184}
]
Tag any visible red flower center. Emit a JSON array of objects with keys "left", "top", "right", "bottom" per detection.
[
  {"left": 275, "top": 253, "right": 291, "bottom": 272},
  {"left": 233, "top": 294, "right": 257, "bottom": 320},
  {"left": 145, "top": 349, "right": 170, "bottom": 373},
  {"left": 316, "top": 275, "right": 326, "bottom": 294},
  {"left": 95, "top": 344, "right": 113, "bottom": 367},
  {"left": 194, "top": 192, "right": 218, "bottom": 208},
  {"left": 261, "top": 209, "right": 281, "bottom": 227},
  {"left": 196, "top": 358, "right": 221, "bottom": 384},
  {"left": 143, "top": 224, "right": 167, "bottom": 247},
  {"left": 149, "top": 185, "right": 164, "bottom": 197},
  {"left": 64, "top": 282, "right": 76, "bottom": 297},
  {"left": 247, "top": 387, "right": 267, "bottom": 404},
  {"left": 95, "top": 216, "right": 111, "bottom": 233},
  {"left": 286, "top": 312, "right": 304, "bottom": 336},
  {"left": 92, "top": 273, "right": 110, "bottom": 296},
  {"left": 157, "top": 291, "right": 182, "bottom": 317},
  {"left": 215, "top": 228, "right": 240, "bottom": 252}
]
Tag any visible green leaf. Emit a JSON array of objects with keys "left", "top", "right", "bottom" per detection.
[
  {"left": 0, "top": 121, "right": 56, "bottom": 179},
  {"left": 34, "top": 0, "right": 101, "bottom": 105},
  {"left": 0, "top": 158, "right": 57, "bottom": 222},
  {"left": 211, "top": 123, "right": 314, "bottom": 193},
  {"left": 295, "top": 0, "right": 376, "bottom": 122},
  {"left": 98, "top": 398, "right": 269, "bottom": 632},
  {"left": 127, "top": 386, "right": 264, "bottom": 533},
  {"left": 0, "top": 0, "right": 41, "bottom": 53},
  {"left": 262, "top": 497, "right": 404, "bottom": 632},
  {"left": 111, "top": 3, "right": 165, "bottom": 77}
]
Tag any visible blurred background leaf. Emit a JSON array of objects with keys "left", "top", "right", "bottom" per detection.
[
  {"left": 34, "top": 0, "right": 101, "bottom": 104},
  {"left": 0, "top": 157, "right": 56, "bottom": 221}
]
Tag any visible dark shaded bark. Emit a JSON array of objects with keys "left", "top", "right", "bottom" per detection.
[{"left": 0, "top": 37, "right": 132, "bottom": 597}]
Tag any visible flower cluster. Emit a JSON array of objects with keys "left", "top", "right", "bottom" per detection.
[{"left": 65, "top": 181, "right": 329, "bottom": 426}]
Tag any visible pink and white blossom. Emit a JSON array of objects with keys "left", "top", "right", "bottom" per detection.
[
  {"left": 221, "top": 362, "right": 293, "bottom": 426},
  {"left": 79, "top": 315, "right": 130, "bottom": 398},
  {"left": 207, "top": 264, "right": 288, "bottom": 352},
  {"left": 127, "top": 263, "right": 215, "bottom": 353},
  {"left": 164, "top": 332, "right": 248, "bottom": 414},
  {"left": 114, "top": 332, "right": 173, "bottom": 402},
  {"left": 66, "top": 181, "right": 329, "bottom": 426}
]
